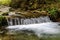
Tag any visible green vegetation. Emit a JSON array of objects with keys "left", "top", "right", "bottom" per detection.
[
  {"left": 0, "top": 33, "right": 60, "bottom": 40},
  {"left": 10, "top": 0, "right": 60, "bottom": 9},
  {"left": 0, "top": 0, "right": 11, "bottom": 6},
  {"left": 0, "top": 0, "right": 59, "bottom": 21},
  {"left": 9, "top": 0, "right": 60, "bottom": 21},
  {"left": 46, "top": 7, "right": 60, "bottom": 21},
  {"left": 0, "top": 16, "right": 8, "bottom": 35},
  {"left": 47, "top": 7, "right": 58, "bottom": 18},
  {"left": 0, "top": 16, "right": 8, "bottom": 26}
]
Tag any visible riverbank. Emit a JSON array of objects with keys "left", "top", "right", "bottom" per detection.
[{"left": 0, "top": 32, "right": 60, "bottom": 40}]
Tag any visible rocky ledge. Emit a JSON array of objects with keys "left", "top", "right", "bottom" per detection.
[{"left": 0, "top": 6, "right": 60, "bottom": 22}]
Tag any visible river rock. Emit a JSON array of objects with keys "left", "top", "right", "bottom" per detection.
[{"left": 0, "top": 5, "right": 11, "bottom": 13}]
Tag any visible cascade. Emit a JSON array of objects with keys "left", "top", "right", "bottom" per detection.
[{"left": 7, "top": 16, "right": 51, "bottom": 26}]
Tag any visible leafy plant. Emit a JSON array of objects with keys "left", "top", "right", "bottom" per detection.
[{"left": 47, "top": 8, "right": 58, "bottom": 18}]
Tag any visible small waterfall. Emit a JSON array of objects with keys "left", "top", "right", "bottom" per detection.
[
  {"left": 7, "top": 22, "right": 60, "bottom": 37},
  {"left": 7, "top": 16, "right": 51, "bottom": 26}
]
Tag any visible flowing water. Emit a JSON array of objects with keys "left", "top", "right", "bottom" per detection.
[
  {"left": 6, "top": 16, "right": 60, "bottom": 38},
  {"left": 7, "top": 22, "right": 60, "bottom": 37},
  {"left": 7, "top": 16, "right": 51, "bottom": 26}
]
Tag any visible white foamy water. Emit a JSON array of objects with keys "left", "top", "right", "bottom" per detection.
[
  {"left": 7, "top": 16, "right": 51, "bottom": 26},
  {"left": 7, "top": 22, "right": 60, "bottom": 37}
]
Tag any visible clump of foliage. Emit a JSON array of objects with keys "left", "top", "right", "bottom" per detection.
[
  {"left": 0, "top": 16, "right": 8, "bottom": 26},
  {"left": 0, "top": 0, "right": 11, "bottom": 6},
  {"left": 47, "top": 8, "right": 58, "bottom": 18},
  {"left": 47, "top": 7, "right": 60, "bottom": 21}
]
